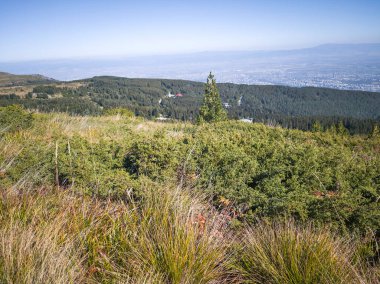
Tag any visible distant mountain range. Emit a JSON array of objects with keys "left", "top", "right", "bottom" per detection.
[{"left": 1, "top": 43, "right": 380, "bottom": 92}]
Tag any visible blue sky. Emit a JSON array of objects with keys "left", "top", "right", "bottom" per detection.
[{"left": 0, "top": 0, "right": 379, "bottom": 61}]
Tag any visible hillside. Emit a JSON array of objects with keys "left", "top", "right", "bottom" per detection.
[
  {"left": 0, "top": 73, "right": 379, "bottom": 133},
  {"left": 82, "top": 76, "right": 380, "bottom": 123},
  {"left": 0, "top": 71, "right": 55, "bottom": 87},
  {"left": 0, "top": 106, "right": 379, "bottom": 283}
]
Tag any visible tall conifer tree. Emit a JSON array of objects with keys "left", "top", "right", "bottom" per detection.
[{"left": 198, "top": 72, "right": 227, "bottom": 123}]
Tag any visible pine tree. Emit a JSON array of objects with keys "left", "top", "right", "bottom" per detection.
[
  {"left": 370, "top": 124, "right": 379, "bottom": 138},
  {"left": 312, "top": 121, "right": 323, "bottom": 132},
  {"left": 197, "top": 72, "right": 227, "bottom": 123},
  {"left": 337, "top": 121, "right": 349, "bottom": 136}
]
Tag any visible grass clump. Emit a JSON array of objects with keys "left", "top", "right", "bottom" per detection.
[
  {"left": 0, "top": 187, "right": 229, "bottom": 283},
  {"left": 232, "top": 220, "right": 365, "bottom": 284},
  {"left": 0, "top": 191, "right": 85, "bottom": 284},
  {"left": 85, "top": 187, "right": 229, "bottom": 283},
  {"left": 0, "top": 188, "right": 378, "bottom": 283}
]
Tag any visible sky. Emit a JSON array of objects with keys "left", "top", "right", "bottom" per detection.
[{"left": 0, "top": 0, "right": 379, "bottom": 62}]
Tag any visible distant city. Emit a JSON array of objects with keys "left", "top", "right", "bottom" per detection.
[
  {"left": 163, "top": 65, "right": 380, "bottom": 92},
  {"left": 1, "top": 44, "right": 380, "bottom": 92}
]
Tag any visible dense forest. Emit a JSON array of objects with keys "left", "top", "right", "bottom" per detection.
[{"left": 0, "top": 74, "right": 379, "bottom": 134}]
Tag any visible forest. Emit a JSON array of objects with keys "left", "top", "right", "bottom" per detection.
[{"left": 0, "top": 75, "right": 379, "bottom": 134}]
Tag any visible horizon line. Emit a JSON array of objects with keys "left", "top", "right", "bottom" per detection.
[{"left": 1, "top": 42, "right": 379, "bottom": 64}]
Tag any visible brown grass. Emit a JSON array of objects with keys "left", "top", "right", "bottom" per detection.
[{"left": 231, "top": 220, "right": 372, "bottom": 284}]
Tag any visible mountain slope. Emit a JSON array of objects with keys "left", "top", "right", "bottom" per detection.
[
  {"left": 82, "top": 76, "right": 380, "bottom": 120},
  {"left": 0, "top": 74, "right": 379, "bottom": 133},
  {"left": 0, "top": 72, "right": 55, "bottom": 87}
]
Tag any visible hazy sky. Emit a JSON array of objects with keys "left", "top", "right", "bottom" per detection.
[{"left": 1, "top": 0, "right": 379, "bottom": 61}]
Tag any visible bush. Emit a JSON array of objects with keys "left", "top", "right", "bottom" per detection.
[
  {"left": 124, "top": 134, "right": 184, "bottom": 181},
  {"left": 56, "top": 136, "right": 135, "bottom": 197},
  {"left": 0, "top": 105, "right": 33, "bottom": 133},
  {"left": 103, "top": 107, "right": 134, "bottom": 117},
  {"left": 32, "top": 85, "right": 61, "bottom": 95}
]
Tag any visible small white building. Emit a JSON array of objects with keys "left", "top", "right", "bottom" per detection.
[
  {"left": 166, "top": 91, "right": 175, "bottom": 98},
  {"left": 239, "top": 118, "right": 253, "bottom": 123},
  {"left": 156, "top": 114, "right": 169, "bottom": 121}
]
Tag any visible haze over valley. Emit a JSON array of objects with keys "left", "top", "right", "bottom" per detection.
[{"left": 2, "top": 43, "right": 380, "bottom": 92}]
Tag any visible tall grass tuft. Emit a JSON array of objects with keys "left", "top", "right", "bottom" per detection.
[
  {"left": 0, "top": 187, "right": 230, "bottom": 283},
  {"left": 0, "top": 191, "right": 85, "bottom": 284},
  {"left": 86, "top": 188, "right": 230, "bottom": 283},
  {"left": 232, "top": 220, "right": 366, "bottom": 284}
]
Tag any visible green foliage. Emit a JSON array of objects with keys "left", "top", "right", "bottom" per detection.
[
  {"left": 370, "top": 124, "right": 379, "bottom": 138},
  {"left": 56, "top": 136, "right": 134, "bottom": 197},
  {"left": 0, "top": 105, "right": 33, "bottom": 133},
  {"left": 189, "top": 126, "right": 258, "bottom": 203},
  {"left": 198, "top": 73, "right": 227, "bottom": 123},
  {"left": 2, "top": 111, "right": 379, "bottom": 234},
  {"left": 32, "top": 85, "right": 62, "bottom": 95},
  {"left": 122, "top": 121, "right": 380, "bottom": 233},
  {"left": 337, "top": 120, "right": 349, "bottom": 136},
  {"left": 103, "top": 107, "right": 134, "bottom": 117},
  {"left": 311, "top": 120, "right": 323, "bottom": 132},
  {"left": 124, "top": 134, "right": 183, "bottom": 181},
  {"left": 1, "top": 112, "right": 380, "bottom": 283}
]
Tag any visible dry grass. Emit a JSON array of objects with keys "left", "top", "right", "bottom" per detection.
[
  {"left": 0, "top": 86, "right": 34, "bottom": 98},
  {"left": 0, "top": 187, "right": 230, "bottom": 283},
  {"left": 0, "top": 190, "right": 86, "bottom": 284},
  {"left": 231, "top": 220, "right": 369, "bottom": 284},
  {"left": 0, "top": 188, "right": 378, "bottom": 283},
  {"left": 0, "top": 73, "right": 86, "bottom": 97},
  {"left": 81, "top": 187, "right": 230, "bottom": 283}
]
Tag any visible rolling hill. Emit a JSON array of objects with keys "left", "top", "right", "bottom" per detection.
[{"left": 0, "top": 71, "right": 55, "bottom": 87}]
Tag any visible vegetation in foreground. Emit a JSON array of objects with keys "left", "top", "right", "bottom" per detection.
[{"left": 0, "top": 105, "right": 379, "bottom": 283}]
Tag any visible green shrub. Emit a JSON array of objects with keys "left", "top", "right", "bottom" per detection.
[
  {"left": 124, "top": 134, "right": 184, "bottom": 181},
  {"left": 56, "top": 136, "right": 135, "bottom": 197},
  {"left": 103, "top": 107, "right": 134, "bottom": 117},
  {"left": 0, "top": 105, "right": 33, "bottom": 133}
]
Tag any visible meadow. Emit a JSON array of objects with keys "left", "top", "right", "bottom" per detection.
[{"left": 0, "top": 105, "right": 379, "bottom": 283}]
